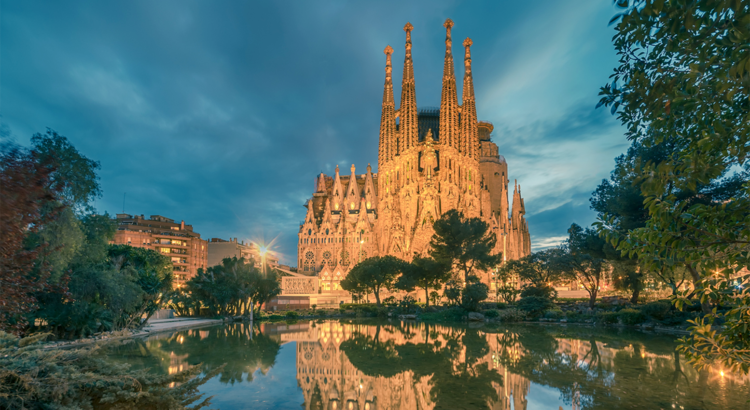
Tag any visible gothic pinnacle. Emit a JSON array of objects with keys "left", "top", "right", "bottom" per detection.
[
  {"left": 400, "top": 21, "right": 418, "bottom": 153},
  {"left": 461, "top": 36, "right": 478, "bottom": 159},
  {"left": 440, "top": 18, "right": 459, "bottom": 150},
  {"left": 378, "top": 45, "right": 396, "bottom": 165}
]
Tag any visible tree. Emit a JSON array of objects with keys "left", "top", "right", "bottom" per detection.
[
  {"left": 461, "top": 276, "right": 489, "bottom": 312},
  {"left": 498, "top": 248, "right": 564, "bottom": 300},
  {"left": 395, "top": 256, "right": 451, "bottom": 306},
  {"left": 429, "top": 210, "right": 502, "bottom": 283},
  {"left": 559, "top": 224, "right": 610, "bottom": 308},
  {"left": 186, "top": 257, "right": 272, "bottom": 317},
  {"left": 599, "top": 0, "right": 750, "bottom": 372},
  {"left": 341, "top": 256, "right": 407, "bottom": 306},
  {"left": 0, "top": 144, "right": 66, "bottom": 334}
]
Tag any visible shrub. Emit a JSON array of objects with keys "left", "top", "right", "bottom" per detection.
[
  {"left": 0, "top": 332, "right": 219, "bottom": 410},
  {"left": 520, "top": 284, "right": 557, "bottom": 300},
  {"left": 461, "top": 279, "right": 489, "bottom": 312},
  {"left": 517, "top": 296, "right": 554, "bottom": 318},
  {"left": 544, "top": 309, "right": 564, "bottom": 320},
  {"left": 338, "top": 308, "right": 346, "bottom": 315},
  {"left": 484, "top": 309, "right": 500, "bottom": 319},
  {"left": 498, "top": 308, "right": 525, "bottom": 322},
  {"left": 597, "top": 311, "right": 619, "bottom": 325},
  {"left": 495, "top": 302, "right": 507, "bottom": 310},
  {"left": 641, "top": 301, "right": 671, "bottom": 320},
  {"left": 618, "top": 308, "right": 646, "bottom": 325},
  {"left": 284, "top": 311, "right": 299, "bottom": 319}
]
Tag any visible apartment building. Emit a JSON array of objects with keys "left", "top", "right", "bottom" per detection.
[{"left": 112, "top": 214, "right": 208, "bottom": 286}]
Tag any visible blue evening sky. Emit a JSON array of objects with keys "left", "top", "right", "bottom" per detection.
[{"left": 1, "top": 1, "right": 626, "bottom": 265}]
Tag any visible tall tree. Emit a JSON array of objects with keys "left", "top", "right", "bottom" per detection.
[
  {"left": 341, "top": 256, "right": 407, "bottom": 306},
  {"left": 429, "top": 210, "right": 502, "bottom": 283},
  {"left": 600, "top": 0, "right": 750, "bottom": 372},
  {"left": 560, "top": 224, "right": 610, "bottom": 308},
  {"left": 395, "top": 256, "right": 451, "bottom": 306},
  {"left": 0, "top": 144, "right": 65, "bottom": 334}
]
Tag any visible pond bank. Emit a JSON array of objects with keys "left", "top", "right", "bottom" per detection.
[{"left": 43, "top": 317, "right": 222, "bottom": 349}]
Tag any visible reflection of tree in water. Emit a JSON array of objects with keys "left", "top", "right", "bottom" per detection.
[
  {"left": 340, "top": 324, "right": 503, "bottom": 409},
  {"left": 494, "top": 325, "right": 750, "bottom": 410},
  {"left": 109, "top": 323, "right": 281, "bottom": 386}
]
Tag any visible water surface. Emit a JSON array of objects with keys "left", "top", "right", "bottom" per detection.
[{"left": 106, "top": 320, "right": 750, "bottom": 409}]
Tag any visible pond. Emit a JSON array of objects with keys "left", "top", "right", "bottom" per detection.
[{"left": 106, "top": 320, "right": 750, "bottom": 409}]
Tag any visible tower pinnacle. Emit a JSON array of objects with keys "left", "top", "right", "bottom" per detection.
[
  {"left": 461, "top": 37, "right": 478, "bottom": 159},
  {"left": 400, "top": 22, "right": 418, "bottom": 153},
  {"left": 378, "top": 45, "right": 396, "bottom": 165},
  {"left": 439, "top": 18, "right": 459, "bottom": 151}
]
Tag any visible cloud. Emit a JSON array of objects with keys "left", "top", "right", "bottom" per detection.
[{"left": 1, "top": 0, "right": 627, "bottom": 264}]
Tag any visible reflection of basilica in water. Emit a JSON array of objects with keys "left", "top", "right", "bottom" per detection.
[{"left": 262, "top": 321, "right": 530, "bottom": 410}]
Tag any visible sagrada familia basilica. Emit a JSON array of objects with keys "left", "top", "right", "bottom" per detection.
[{"left": 297, "top": 20, "right": 531, "bottom": 293}]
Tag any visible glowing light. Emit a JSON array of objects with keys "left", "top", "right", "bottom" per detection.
[
  {"left": 260, "top": 246, "right": 268, "bottom": 256},
  {"left": 720, "top": 370, "right": 725, "bottom": 377}
]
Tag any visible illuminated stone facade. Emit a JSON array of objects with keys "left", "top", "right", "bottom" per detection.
[
  {"left": 297, "top": 20, "right": 531, "bottom": 293},
  {"left": 112, "top": 214, "right": 208, "bottom": 286}
]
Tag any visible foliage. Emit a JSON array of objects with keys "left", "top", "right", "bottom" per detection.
[
  {"left": 30, "top": 129, "right": 102, "bottom": 214},
  {"left": 497, "top": 308, "right": 525, "bottom": 323},
  {"left": 395, "top": 255, "right": 451, "bottom": 306},
  {"left": 495, "top": 284, "right": 520, "bottom": 305},
  {"left": 443, "top": 280, "right": 462, "bottom": 306},
  {"left": 618, "top": 308, "right": 646, "bottom": 325},
  {"left": 33, "top": 243, "right": 173, "bottom": 338},
  {"left": 429, "top": 209, "right": 502, "bottom": 282},
  {"left": 599, "top": 0, "right": 750, "bottom": 372},
  {"left": 543, "top": 309, "right": 564, "bottom": 320},
  {"left": 460, "top": 277, "right": 489, "bottom": 312},
  {"left": 597, "top": 311, "right": 619, "bottom": 325},
  {"left": 519, "top": 284, "right": 557, "bottom": 300},
  {"left": 517, "top": 296, "right": 554, "bottom": 318},
  {"left": 498, "top": 248, "right": 565, "bottom": 288},
  {"left": 559, "top": 224, "right": 611, "bottom": 308},
  {"left": 483, "top": 309, "right": 500, "bottom": 319},
  {"left": 641, "top": 301, "right": 671, "bottom": 321},
  {"left": 186, "top": 257, "right": 278, "bottom": 317},
  {"left": 340, "top": 255, "right": 408, "bottom": 306},
  {"left": 285, "top": 311, "right": 299, "bottom": 319},
  {"left": 0, "top": 331, "right": 218, "bottom": 410},
  {"left": 0, "top": 143, "right": 67, "bottom": 334}
]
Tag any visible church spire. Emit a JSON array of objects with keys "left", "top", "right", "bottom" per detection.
[
  {"left": 400, "top": 22, "right": 418, "bottom": 153},
  {"left": 379, "top": 45, "right": 396, "bottom": 165},
  {"left": 439, "top": 19, "right": 459, "bottom": 150},
  {"left": 461, "top": 37, "right": 478, "bottom": 159}
]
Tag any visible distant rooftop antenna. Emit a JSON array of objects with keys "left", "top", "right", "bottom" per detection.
[{"left": 123, "top": 192, "right": 126, "bottom": 213}]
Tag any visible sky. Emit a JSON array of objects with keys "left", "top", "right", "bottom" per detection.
[{"left": 1, "top": 1, "right": 628, "bottom": 265}]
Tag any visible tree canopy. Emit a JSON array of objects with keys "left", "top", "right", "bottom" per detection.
[
  {"left": 599, "top": 0, "right": 750, "bottom": 372},
  {"left": 340, "top": 255, "right": 408, "bottom": 306},
  {"left": 429, "top": 209, "right": 502, "bottom": 283}
]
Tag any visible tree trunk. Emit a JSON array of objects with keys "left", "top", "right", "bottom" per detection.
[
  {"left": 374, "top": 288, "right": 381, "bottom": 306},
  {"left": 630, "top": 284, "right": 640, "bottom": 305},
  {"left": 424, "top": 287, "right": 430, "bottom": 307},
  {"left": 589, "top": 288, "right": 598, "bottom": 308}
]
